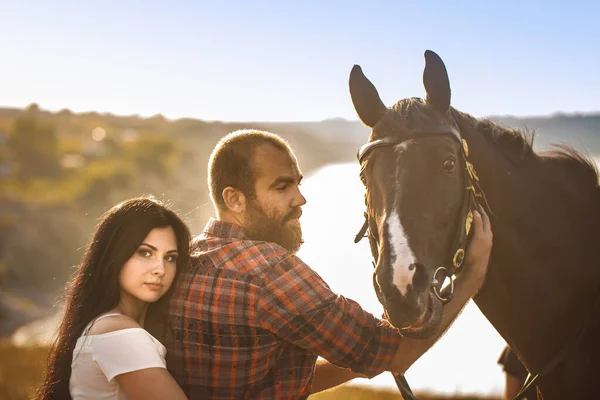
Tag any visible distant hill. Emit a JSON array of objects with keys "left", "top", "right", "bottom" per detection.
[
  {"left": 272, "top": 113, "right": 600, "bottom": 157},
  {"left": 1, "top": 106, "right": 597, "bottom": 164},
  {"left": 0, "top": 105, "right": 599, "bottom": 337},
  {"left": 489, "top": 113, "right": 600, "bottom": 156},
  {"left": 0, "top": 106, "right": 368, "bottom": 336}
]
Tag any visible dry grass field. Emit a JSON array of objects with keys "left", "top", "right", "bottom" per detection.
[
  {"left": 0, "top": 341, "right": 499, "bottom": 400},
  {"left": 311, "top": 386, "right": 500, "bottom": 400},
  {"left": 0, "top": 341, "right": 48, "bottom": 400}
]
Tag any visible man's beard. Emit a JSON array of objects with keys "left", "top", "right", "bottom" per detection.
[{"left": 244, "top": 199, "right": 304, "bottom": 253}]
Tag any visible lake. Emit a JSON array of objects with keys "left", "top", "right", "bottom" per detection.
[
  {"left": 299, "top": 157, "right": 599, "bottom": 394},
  {"left": 297, "top": 162, "right": 505, "bottom": 396},
  {"left": 12, "top": 158, "right": 599, "bottom": 396}
]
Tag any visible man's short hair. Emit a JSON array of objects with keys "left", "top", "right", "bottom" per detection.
[{"left": 208, "top": 129, "right": 292, "bottom": 211}]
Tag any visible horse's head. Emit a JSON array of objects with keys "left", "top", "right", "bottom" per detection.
[{"left": 350, "top": 51, "right": 476, "bottom": 338}]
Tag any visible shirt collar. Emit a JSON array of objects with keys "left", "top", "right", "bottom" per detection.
[{"left": 203, "top": 218, "right": 249, "bottom": 240}]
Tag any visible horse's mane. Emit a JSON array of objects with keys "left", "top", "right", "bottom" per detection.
[
  {"left": 474, "top": 118, "right": 536, "bottom": 163},
  {"left": 387, "top": 99, "right": 599, "bottom": 194},
  {"left": 452, "top": 108, "right": 599, "bottom": 194},
  {"left": 391, "top": 98, "right": 537, "bottom": 163}
]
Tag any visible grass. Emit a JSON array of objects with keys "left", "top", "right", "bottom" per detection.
[
  {"left": 311, "top": 385, "right": 500, "bottom": 399},
  {"left": 0, "top": 341, "right": 49, "bottom": 400},
  {"left": 0, "top": 341, "right": 499, "bottom": 400}
]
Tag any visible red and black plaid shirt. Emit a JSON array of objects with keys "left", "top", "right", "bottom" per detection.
[{"left": 167, "top": 219, "right": 401, "bottom": 399}]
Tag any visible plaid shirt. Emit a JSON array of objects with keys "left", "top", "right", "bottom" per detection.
[{"left": 167, "top": 219, "right": 401, "bottom": 400}]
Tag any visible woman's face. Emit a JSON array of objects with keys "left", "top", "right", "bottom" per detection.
[{"left": 119, "top": 226, "right": 179, "bottom": 306}]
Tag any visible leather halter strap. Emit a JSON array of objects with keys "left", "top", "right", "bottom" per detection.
[
  {"left": 356, "top": 122, "right": 595, "bottom": 400},
  {"left": 358, "top": 125, "right": 463, "bottom": 165},
  {"left": 356, "top": 124, "right": 490, "bottom": 280},
  {"left": 354, "top": 123, "right": 491, "bottom": 400}
]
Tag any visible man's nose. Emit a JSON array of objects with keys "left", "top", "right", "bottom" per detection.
[{"left": 292, "top": 187, "right": 307, "bottom": 208}]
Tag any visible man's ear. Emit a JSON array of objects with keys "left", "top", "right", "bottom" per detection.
[{"left": 222, "top": 186, "right": 246, "bottom": 214}]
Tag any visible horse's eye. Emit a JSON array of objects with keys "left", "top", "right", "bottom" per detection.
[
  {"left": 360, "top": 170, "right": 368, "bottom": 186},
  {"left": 443, "top": 158, "right": 456, "bottom": 173}
]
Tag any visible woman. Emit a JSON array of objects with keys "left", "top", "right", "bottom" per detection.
[{"left": 37, "top": 196, "right": 190, "bottom": 400}]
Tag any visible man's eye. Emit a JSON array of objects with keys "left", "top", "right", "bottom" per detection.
[{"left": 277, "top": 185, "right": 287, "bottom": 191}]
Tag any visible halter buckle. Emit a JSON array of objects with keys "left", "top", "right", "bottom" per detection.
[{"left": 453, "top": 248, "right": 465, "bottom": 268}]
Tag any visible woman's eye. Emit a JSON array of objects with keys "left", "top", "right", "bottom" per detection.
[
  {"left": 165, "top": 254, "right": 178, "bottom": 263},
  {"left": 443, "top": 159, "right": 456, "bottom": 173},
  {"left": 138, "top": 249, "right": 152, "bottom": 257}
]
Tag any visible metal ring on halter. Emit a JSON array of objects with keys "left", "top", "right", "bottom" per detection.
[{"left": 432, "top": 267, "right": 454, "bottom": 303}]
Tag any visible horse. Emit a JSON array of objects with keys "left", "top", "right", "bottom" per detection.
[{"left": 349, "top": 50, "right": 600, "bottom": 399}]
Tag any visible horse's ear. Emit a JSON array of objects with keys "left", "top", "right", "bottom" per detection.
[
  {"left": 349, "top": 65, "right": 387, "bottom": 128},
  {"left": 423, "top": 50, "right": 451, "bottom": 114}
]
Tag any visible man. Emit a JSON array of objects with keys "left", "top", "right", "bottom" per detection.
[{"left": 167, "top": 130, "right": 493, "bottom": 399}]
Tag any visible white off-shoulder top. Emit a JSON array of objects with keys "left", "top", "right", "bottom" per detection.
[{"left": 69, "top": 313, "right": 167, "bottom": 400}]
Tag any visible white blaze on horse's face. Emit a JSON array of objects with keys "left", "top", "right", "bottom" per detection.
[{"left": 386, "top": 210, "right": 417, "bottom": 296}]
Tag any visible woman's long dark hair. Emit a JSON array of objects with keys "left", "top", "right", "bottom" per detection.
[{"left": 37, "top": 196, "right": 191, "bottom": 400}]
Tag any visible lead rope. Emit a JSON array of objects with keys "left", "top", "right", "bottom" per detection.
[
  {"left": 394, "top": 374, "right": 420, "bottom": 400},
  {"left": 362, "top": 219, "right": 420, "bottom": 400},
  {"left": 354, "top": 132, "right": 495, "bottom": 400}
]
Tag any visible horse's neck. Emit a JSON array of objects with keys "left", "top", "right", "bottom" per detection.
[{"left": 465, "top": 127, "right": 600, "bottom": 373}]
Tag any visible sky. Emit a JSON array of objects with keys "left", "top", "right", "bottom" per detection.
[{"left": 1, "top": 1, "right": 599, "bottom": 122}]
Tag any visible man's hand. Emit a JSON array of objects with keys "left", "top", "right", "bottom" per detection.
[{"left": 460, "top": 208, "right": 493, "bottom": 292}]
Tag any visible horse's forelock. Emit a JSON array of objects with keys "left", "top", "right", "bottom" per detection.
[{"left": 384, "top": 98, "right": 444, "bottom": 136}]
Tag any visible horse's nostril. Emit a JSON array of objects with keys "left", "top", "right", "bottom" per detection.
[
  {"left": 411, "top": 263, "right": 429, "bottom": 292},
  {"left": 411, "top": 262, "right": 425, "bottom": 270},
  {"left": 374, "top": 273, "right": 400, "bottom": 302}
]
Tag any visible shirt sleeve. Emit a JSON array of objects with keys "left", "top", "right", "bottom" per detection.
[
  {"left": 257, "top": 254, "right": 401, "bottom": 378},
  {"left": 91, "top": 329, "right": 167, "bottom": 383}
]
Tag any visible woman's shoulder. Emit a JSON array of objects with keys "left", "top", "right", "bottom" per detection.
[
  {"left": 80, "top": 312, "right": 166, "bottom": 359},
  {"left": 87, "top": 313, "right": 142, "bottom": 336},
  {"left": 79, "top": 316, "right": 168, "bottom": 384}
]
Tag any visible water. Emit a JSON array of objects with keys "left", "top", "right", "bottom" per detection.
[
  {"left": 13, "top": 158, "right": 600, "bottom": 395},
  {"left": 296, "top": 163, "right": 506, "bottom": 396},
  {"left": 299, "top": 157, "right": 600, "bottom": 394}
]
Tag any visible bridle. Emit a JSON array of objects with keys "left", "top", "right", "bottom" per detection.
[
  {"left": 353, "top": 123, "right": 492, "bottom": 400},
  {"left": 354, "top": 123, "right": 597, "bottom": 400},
  {"left": 354, "top": 124, "right": 491, "bottom": 303}
]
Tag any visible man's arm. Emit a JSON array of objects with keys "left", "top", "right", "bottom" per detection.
[
  {"left": 257, "top": 255, "right": 403, "bottom": 379},
  {"left": 310, "top": 249, "right": 489, "bottom": 394},
  {"left": 310, "top": 358, "right": 369, "bottom": 394},
  {"left": 259, "top": 209, "right": 491, "bottom": 383},
  {"left": 387, "top": 209, "right": 493, "bottom": 375}
]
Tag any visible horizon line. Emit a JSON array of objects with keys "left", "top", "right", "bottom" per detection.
[{"left": 2, "top": 103, "right": 600, "bottom": 125}]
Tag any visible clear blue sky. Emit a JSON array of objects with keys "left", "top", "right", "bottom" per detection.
[{"left": 1, "top": 1, "right": 599, "bottom": 122}]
